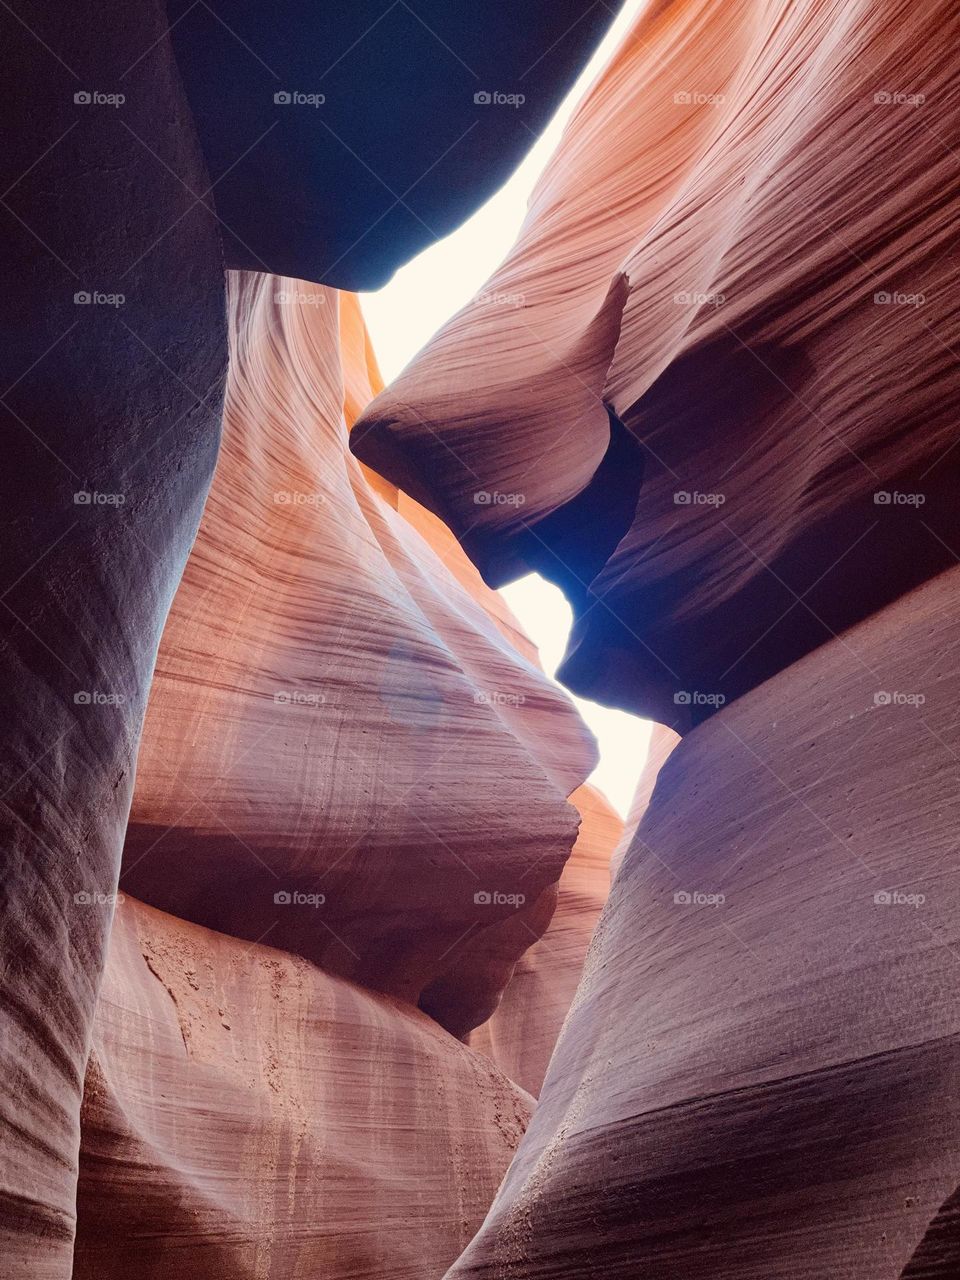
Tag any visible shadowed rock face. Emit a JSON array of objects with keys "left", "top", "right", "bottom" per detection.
[
  {"left": 345, "top": 1, "right": 960, "bottom": 1271},
  {"left": 0, "top": 5, "right": 612, "bottom": 1265},
  {"left": 74, "top": 896, "right": 533, "bottom": 1280},
  {"left": 446, "top": 566, "right": 960, "bottom": 1279},
  {"left": 167, "top": 0, "right": 616, "bottom": 289},
  {"left": 353, "top": 0, "right": 960, "bottom": 726},
  {"left": 0, "top": 3, "right": 227, "bottom": 1273}
]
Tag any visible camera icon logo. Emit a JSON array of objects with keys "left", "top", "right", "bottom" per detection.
[
  {"left": 673, "top": 490, "right": 691, "bottom": 504},
  {"left": 73, "top": 490, "right": 92, "bottom": 504},
  {"left": 474, "top": 490, "right": 492, "bottom": 505},
  {"left": 673, "top": 690, "right": 691, "bottom": 705},
  {"left": 873, "top": 490, "right": 891, "bottom": 504},
  {"left": 74, "top": 91, "right": 92, "bottom": 105},
  {"left": 874, "top": 691, "right": 892, "bottom": 705},
  {"left": 474, "top": 91, "right": 492, "bottom": 104},
  {"left": 273, "top": 890, "right": 292, "bottom": 904},
  {"left": 274, "top": 91, "right": 292, "bottom": 104},
  {"left": 74, "top": 291, "right": 91, "bottom": 305},
  {"left": 673, "top": 890, "right": 692, "bottom": 905},
  {"left": 74, "top": 890, "right": 92, "bottom": 904},
  {"left": 474, "top": 890, "right": 492, "bottom": 905},
  {"left": 873, "top": 890, "right": 892, "bottom": 905},
  {"left": 73, "top": 691, "right": 92, "bottom": 704}
]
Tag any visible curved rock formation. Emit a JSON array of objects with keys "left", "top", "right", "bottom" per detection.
[
  {"left": 121, "top": 272, "right": 597, "bottom": 1038},
  {"left": 354, "top": 0, "right": 960, "bottom": 725},
  {"left": 341, "top": 290, "right": 543, "bottom": 669},
  {"left": 72, "top": 281, "right": 603, "bottom": 1276},
  {"left": 75, "top": 896, "right": 532, "bottom": 1279},
  {"left": 469, "top": 783, "right": 622, "bottom": 1096},
  {"left": 348, "top": 6, "right": 960, "bottom": 1268},
  {"left": 12, "top": 1, "right": 956, "bottom": 1274},
  {"left": 445, "top": 567, "right": 960, "bottom": 1278}
]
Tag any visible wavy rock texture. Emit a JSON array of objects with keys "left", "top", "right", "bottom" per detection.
[
  {"left": 445, "top": 566, "right": 960, "bottom": 1279},
  {"left": 341, "top": 289, "right": 542, "bottom": 670},
  {"left": 354, "top": 0, "right": 960, "bottom": 726},
  {"left": 121, "top": 273, "right": 597, "bottom": 1040},
  {"left": 74, "top": 282, "right": 606, "bottom": 1278},
  {"left": 74, "top": 896, "right": 532, "bottom": 1280},
  {"left": 469, "top": 784, "right": 622, "bottom": 1096}
]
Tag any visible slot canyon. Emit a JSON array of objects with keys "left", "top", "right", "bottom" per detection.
[{"left": 1, "top": 1, "right": 958, "bottom": 1277}]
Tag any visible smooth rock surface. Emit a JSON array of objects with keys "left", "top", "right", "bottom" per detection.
[
  {"left": 444, "top": 566, "right": 960, "bottom": 1278},
  {"left": 75, "top": 896, "right": 532, "bottom": 1279},
  {"left": 354, "top": 0, "right": 960, "bottom": 725}
]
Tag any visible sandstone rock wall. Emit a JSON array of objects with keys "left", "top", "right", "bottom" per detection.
[
  {"left": 10, "top": 0, "right": 952, "bottom": 1272},
  {"left": 121, "top": 272, "right": 598, "bottom": 1040},
  {"left": 348, "top": 2, "right": 960, "bottom": 1271},
  {"left": 166, "top": 0, "right": 616, "bottom": 288},
  {"left": 63, "top": 276, "right": 612, "bottom": 1277},
  {"left": 610, "top": 723, "right": 680, "bottom": 882},
  {"left": 0, "top": 5, "right": 227, "bottom": 1272}
]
